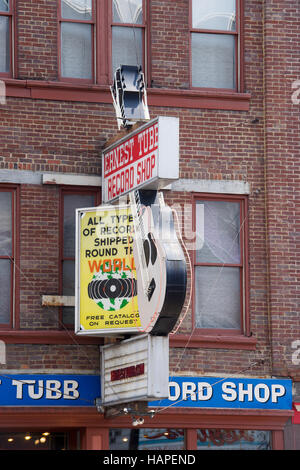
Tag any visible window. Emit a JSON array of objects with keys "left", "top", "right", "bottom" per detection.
[
  {"left": 0, "top": 431, "right": 70, "bottom": 450},
  {"left": 193, "top": 195, "right": 248, "bottom": 334},
  {"left": 58, "top": 0, "right": 146, "bottom": 84},
  {"left": 111, "top": 0, "right": 145, "bottom": 78},
  {"left": 60, "top": 188, "right": 100, "bottom": 325},
  {"left": 59, "top": 0, "right": 95, "bottom": 81},
  {"left": 0, "top": 0, "right": 13, "bottom": 76},
  {"left": 0, "top": 187, "right": 17, "bottom": 328},
  {"left": 190, "top": 0, "right": 240, "bottom": 90},
  {"left": 110, "top": 428, "right": 185, "bottom": 450},
  {"left": 197, "top": 429, "right": 271, "bottom": 450}
]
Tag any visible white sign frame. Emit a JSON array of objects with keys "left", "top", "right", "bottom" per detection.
[
  {"left": 75, "top": 204, "right": 142, "bottom": 337},
  {"left": 100, "top": 334, "right": 169, "bottom": 406}
]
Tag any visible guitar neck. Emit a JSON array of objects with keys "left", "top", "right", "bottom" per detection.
[{"left": 129, "top": 190, "right": 150, "bottom": 289}]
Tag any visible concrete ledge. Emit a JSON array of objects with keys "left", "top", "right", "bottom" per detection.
[
  {"left": 166, "top": 178, "right": 250, "bottom": 194},
  {"left": 42, "top": 295, "right": 75, "bottom": 307}
]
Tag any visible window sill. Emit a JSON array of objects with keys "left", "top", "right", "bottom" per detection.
[
  {"left": 0, "top": 329, "right": 103, "bottom": 345},
  {"left": 1, "top": 330, "right": 257, "bottom": 348},
  {"left": 4, "top": 79, "right": 251, "bottom": 111},
  {"left": 170, "top": 333, "right": 257, "bottom": 350}
]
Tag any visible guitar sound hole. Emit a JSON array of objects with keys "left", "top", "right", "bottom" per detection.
[
  {"left": 148, "top": 233, "right": 157, "bottom": 265},
  {"left": 147, "top": 278, "right": 156, "bottom": 301},
  {"left": 143, "top": 239, "right": 150, "bottom": 267}
]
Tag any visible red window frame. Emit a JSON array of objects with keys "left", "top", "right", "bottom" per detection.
[
  {"left": 58, "top": 0, "right": 96, "bottom": 83},
  {"left": 59, "top": 186, "right": 101, "bottom": 327},
  {"left": 0, "top": 0, "right": 14, "bottom": 78},
  {"left": 0, "top": 185, "right": 20, "bottom": 330},
  {"left": 192, "top": 193, "right": 249, "bottom": 337},
  {"left": 58, "top": 0, "right": 148, "bottom": 85},
  {"left": 108, "top": 0, "right": 147, "bottom": 81},
  {"left": 189, "top": 0, "right": 243, "bottom": 92}
]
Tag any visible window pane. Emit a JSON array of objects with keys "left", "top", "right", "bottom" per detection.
[
  {"left": 0, "top": 0, "right": 9, "bottom": 12},
  {"left": 0, "top": 432, "right": 70, "bottom": 450},
  {"left": 192, "top": 33, "right": 236, "bottom": 89},
  {"left": 196, "top": 200, "right": 240, "bottom": 264},
  {"left": 197, "top": 430, "right": 271, "bottom": 450},
  {"left": 63, "top": 193, "right": 95, "bottom": 258},
  {"left": 112, "top": 26, "right": 142, "bottom": 75},
  {"left": 62, "top": 260, "right": 75, "bottom": 295},
  {"left": 0, "top": 259, "right": 11, "bottom": 324},
  {"left": 0, "top": 192, "right": 12, "bottom": 256},
  {"left": 195, "top": 266, "right": 241, "bottom": 329},
  {"left": 61, "top": 0, "right": 92, "bottom": 20},
  {"left": 110, "top": 429, "right": 185, "bottom": 450},
  {"left": 192, "top": 0, "right": 236, "bottom": 31},
  {"left": 113, "top": 0, "right": 143, "bottom": 24},
  {"left": 62, "top": 260, "right": 75, "bottom": 324},
  {"left": 62, "top": 306, "right": 75, "bottom": 324},
  {"left": 61, "top": 22, "right": 92, "bottom": 79},
  {"left": 0, "top": 16, "right": 9, "bottom": 73}
]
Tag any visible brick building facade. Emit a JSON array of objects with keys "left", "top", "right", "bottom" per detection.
[{"left": 0, "top": 0, "right": 298, "bottom": 450}]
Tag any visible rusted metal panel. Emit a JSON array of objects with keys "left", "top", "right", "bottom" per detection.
[{"left": 42, "top": 295, "right": 75, "bottom": 307}]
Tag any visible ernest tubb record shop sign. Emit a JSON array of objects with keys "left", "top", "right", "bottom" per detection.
[{"left": 102, "top": 116, "right": 179, "bottom": 204}]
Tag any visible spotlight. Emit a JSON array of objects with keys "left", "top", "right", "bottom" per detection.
[{"left": 132, "top": 417, "right": 144, "bottom": 426}]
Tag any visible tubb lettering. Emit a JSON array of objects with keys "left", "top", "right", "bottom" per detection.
[{"left": 11, "top": 379, "right": 79, "bottom": 400}]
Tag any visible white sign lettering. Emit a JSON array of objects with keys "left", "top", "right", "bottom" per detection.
[
  {"left": 102, "top": 116, "right": 179, "bottom": 203},
  {"left": 12, "top": 379, "right": 79, "bottom": 400}
]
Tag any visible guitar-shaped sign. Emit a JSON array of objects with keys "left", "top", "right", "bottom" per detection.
[{"left": 129, "top": 189, "right": 187, "bottom": 335}]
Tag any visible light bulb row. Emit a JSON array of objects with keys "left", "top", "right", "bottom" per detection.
[{"left": 7, "top": 432, "right": 50, "bottom": 444}]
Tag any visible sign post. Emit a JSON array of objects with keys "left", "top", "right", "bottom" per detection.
[{"left": 75, "top": 112, "right": 185, "bottom": 420}]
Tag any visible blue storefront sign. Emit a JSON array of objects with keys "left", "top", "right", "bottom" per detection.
[
  {"left": 0, "top": 374, "right": 100, "bottom": 407},
  {"left": 0, "top": 374, "right": 292, "bottom": 410},
  {"left": 150, "top": 376, "right": 292, "bottom": 411}
]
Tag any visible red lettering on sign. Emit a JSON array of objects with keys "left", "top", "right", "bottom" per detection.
[
  {"left": 107, "top": 166, "right": 135, "bottom": 201},
  {"left": 104, "top": 123, "right": 158, "bottom": 178},
  {"left": 111, "top": 363, "right": 145, "bottom": 382}
]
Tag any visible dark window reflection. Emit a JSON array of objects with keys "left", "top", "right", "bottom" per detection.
[
  {"left": 110, "top": 428, "right": 185, "bottom": 450},
  {"left": 0, "top": 432, "right": 69, "bottom": 450},
  {"left": 197, "top": 429, "right": 271, "bottom": 450}
]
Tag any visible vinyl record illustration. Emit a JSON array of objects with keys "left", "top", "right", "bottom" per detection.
[{"left": 87, "top": 264, "right": 137, "bottom": 312}]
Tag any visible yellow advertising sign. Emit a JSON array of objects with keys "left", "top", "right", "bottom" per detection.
[{"left": 75, "top": 205, "right": 141, "bottom": 335}]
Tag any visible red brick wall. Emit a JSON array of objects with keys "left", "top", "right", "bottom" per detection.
[
  {"left": 17, "top": 0, "right": 58, "bottom": 80},
  {"left": 0, "top": 0, "right": 297, "bottom": 383},
  {"left": 263, "top": 0, "right": 300, "bottom": 377},
  {"left": 20, "top": 185, "right": 60, "bottom": 329},
  {"left": 150, "top": 0, "right": 189, "bottom": 89}
]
